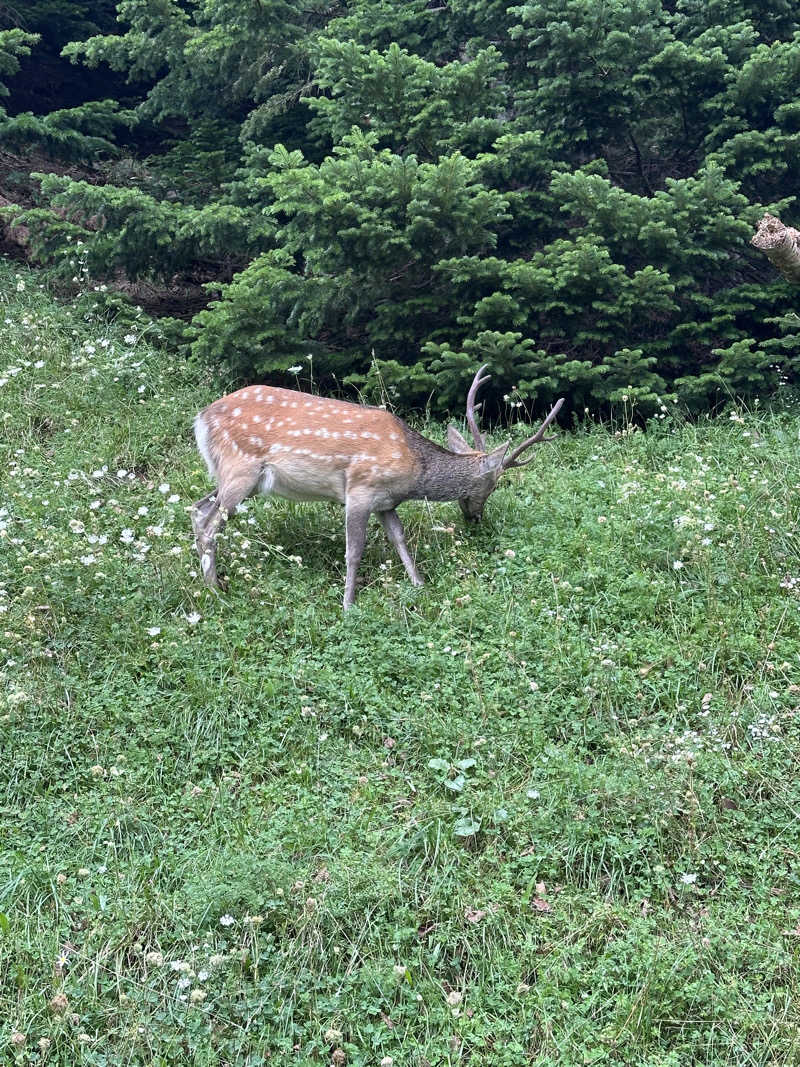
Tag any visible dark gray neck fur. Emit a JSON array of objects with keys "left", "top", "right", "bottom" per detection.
[{"left": 401, "top": 425, "right": 481, "bottom": 501}]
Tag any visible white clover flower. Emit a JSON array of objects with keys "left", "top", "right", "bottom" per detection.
[
  {"left": 680, "top": 872, "right": 697, "bottom": 884},
  {"left": 158, "top": 483, "right": 170, "bottom": 494},
  {"left": 124, "top": 334, "right": 137, "bottom": 345},
  {"left": 219, "top": 914, "right": 235, "bottom": 927},
  {"left": 120, "top": 529, "right": 135, "bottom": 543}
]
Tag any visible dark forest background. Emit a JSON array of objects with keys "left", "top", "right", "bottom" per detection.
[{"left": 2, "top": 0, "right": 800, "bottom": 417}]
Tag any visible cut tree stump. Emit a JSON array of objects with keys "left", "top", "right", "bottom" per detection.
[{"left": 751, "top": 213, "right": 800, "bottom": 285}]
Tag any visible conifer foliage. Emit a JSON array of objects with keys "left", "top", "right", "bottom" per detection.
[{"left": 6, "top": 0, "right": 800, "bottom": 414}]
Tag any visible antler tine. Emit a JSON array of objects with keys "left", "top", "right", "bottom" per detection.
[
  {"left": 465, "top": 363, "right": 490, "bottom": 452},
  {"left": 503, "top": 397, "right": 565, "bottom": 469}
]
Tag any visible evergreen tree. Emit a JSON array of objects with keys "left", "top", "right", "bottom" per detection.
[{"left": 5, "top": 0, "right": 800, "bottom": 416}]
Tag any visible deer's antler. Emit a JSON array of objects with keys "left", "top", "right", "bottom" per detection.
[
  {"left": 465, "top": 363, "right": 491, "bottom": 452},
  {"left": 503, "top": 398, "right": 565, "bottom": 469}
]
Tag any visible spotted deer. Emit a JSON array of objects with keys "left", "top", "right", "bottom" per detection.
[{"left": 192, "top": 366, "right": 563, "bottom": 609}]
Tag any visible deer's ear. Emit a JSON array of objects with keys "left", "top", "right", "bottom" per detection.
[
  {"left": 480, "top": 441, "right": 509, "bottom": 475},
  {"left": 447, "top": 423, "right": 473, "bottom": 454}
]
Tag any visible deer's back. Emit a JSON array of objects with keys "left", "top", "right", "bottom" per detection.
[{"left": 195, "top": 385, "right": 419, "bottom": 506}]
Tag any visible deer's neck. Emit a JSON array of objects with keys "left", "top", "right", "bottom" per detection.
[{"left": 403, "top": 427, "right": 481, "bottom": 502}]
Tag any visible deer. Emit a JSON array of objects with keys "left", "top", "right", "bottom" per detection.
[{"left": 191, "top": 365, "right": 564, "bottom": 610}]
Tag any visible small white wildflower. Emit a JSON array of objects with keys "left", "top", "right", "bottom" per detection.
[
  {"left": 680, "top": 872, "right": 697, "bottom": 884},
  {"left": 147, "top": 626, "right": 161, "bottom": 637},
  {"left": 186, "top": 612, "right": 202, "bottom": 625},
  {"left": 219, "top": 914, "right": 235, "bottom": 927},
  {"left": 158, "top": 483, "right": 170, "bottom": 494},
  {"left": 167, "top": 494, "right": 180, "bottom": 504},
  {"left": 673, "top": 560, "right": 684, "bottom": 570},
  {"left": 287, "top": 365, "right": 302, "bottom": 374},
  {"left": 124, "top": 334, "right": 137, "bottom": 345}
]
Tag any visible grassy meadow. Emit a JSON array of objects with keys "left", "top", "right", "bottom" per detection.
[{"left": 2, "top": 260, "right": 800, "bottom": 1065}]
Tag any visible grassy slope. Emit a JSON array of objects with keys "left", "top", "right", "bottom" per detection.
[{"left": 1, "top": 262, "right": 800, "bottom": 1065}]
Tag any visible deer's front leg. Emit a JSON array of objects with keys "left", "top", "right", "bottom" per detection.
[
  {"left": 343, "top": 503, "right": 371, "bottom": 610},
  {"left": 379, "top": 509, "right": 424, "bottom": 587}
]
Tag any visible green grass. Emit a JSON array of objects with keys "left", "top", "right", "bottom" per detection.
[{"left": 2, "top": 260, "right": 800, "bottom": 1065}]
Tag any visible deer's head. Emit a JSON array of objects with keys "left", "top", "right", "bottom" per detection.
[{"left": 446, "top": 365, "right": 564, "bottom": 522}]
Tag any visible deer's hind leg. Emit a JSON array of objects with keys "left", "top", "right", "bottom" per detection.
[{"left": 193, "top": 468, "right": 261, "bottom": 589}]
